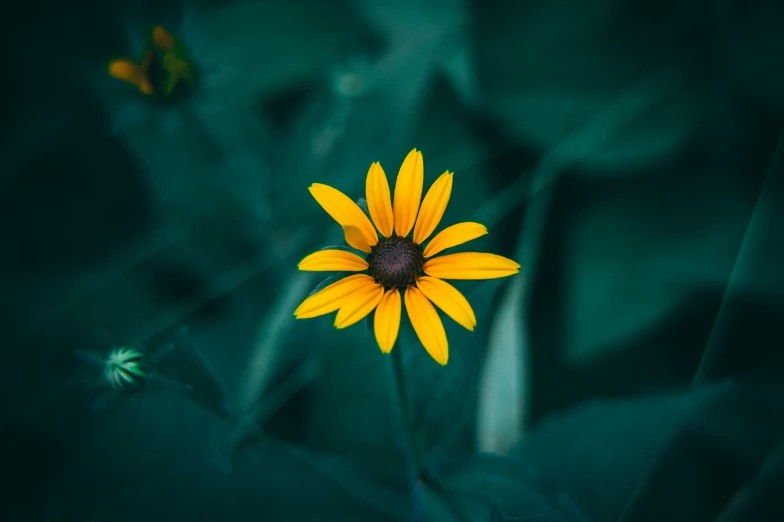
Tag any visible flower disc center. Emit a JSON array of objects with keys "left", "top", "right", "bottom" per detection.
[{"left": 368, "top": 236, "right": 424, "bottom": 290}]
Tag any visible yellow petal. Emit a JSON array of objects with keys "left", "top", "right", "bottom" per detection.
[
  {"left": 344, "top": 226, "right": 372, "bottom": 254},
  {"left": 374, "top": 289, "right": 401, "bottom": 353},
  {"left": 152, "top": 26, "right": 176, "bottom": 52},
  {"left": 298, "top": 250, "right": 369, "bottom": 272},
  {"left": 416, "top": 276, "right": 476, "bottom": 331},
  {"left": 423, "top": 222, "right": 488, "bottom": 258},
  {"left": 335, "top": 283, "right": 384, "bottom": 329},
  {"left": 393, "top": 149, "right": 424, "bottom": 237},
  {"left": 365, "top": 162, "right": 394, "bottom": 237},
  {"left": 138, "top": 53, "right": 155, "bottom": 94},
  {"left": 294, "top": 274, "right": 375, "bottom": 319},
  {"left": 108, "top": 59, "right": 144, "bottom": 85},
  {"left": 424, "top": 252, "right": 520, "bottom": 280},
  {"left": 413, "top": 171, "right": 453, "bottom": 244},
  {"left": 309, "top": 184, "right": 378, "bottom": 246},
  {"left": 404, "top": 287, "right": 448, "bottom": 365}
]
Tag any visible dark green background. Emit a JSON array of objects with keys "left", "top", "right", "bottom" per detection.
[{"left": 2, "top": 0, "right": 784, "bottom": 520}]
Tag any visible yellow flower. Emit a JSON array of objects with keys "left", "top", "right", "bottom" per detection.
[{"left": 294, "top": 149, "right": 520, "bottom": 365}]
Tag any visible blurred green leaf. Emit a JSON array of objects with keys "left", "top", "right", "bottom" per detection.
[
  {"left": 62, "top": 438, "right": 410, "bottom": 522},
  {"left": 477, "top": 276, "right": 527, "bottom": 454},
  {"left": 725, "top": 0, "right": 784, "bottom": 113},
  {"left": 694, "top": 130, "right": 784, "bottom": 383},
  {"left": 472, "top": 0, "right": 708, "bottom": 168},
  {"left": 419, "top": 453, "right": 587, "bottom": 522},
  {"left": 715, "top": 440, "right": 784, "bottom": 522},
  {"left": 541, "top": 177, "right": 750, "bottom": 366},
  {"left": 518, "top": 110, "right": 780, "bottom": 416},
  {"left": 189, "top": 0, "right": 381, "bottom": 103},
  {"left": 511, "top": 380, "right": 784, "bottom": 522}
]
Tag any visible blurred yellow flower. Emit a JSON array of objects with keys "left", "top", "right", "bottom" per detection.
[{"left": 294, "top": 149, "right": 520, "bottom": 365}]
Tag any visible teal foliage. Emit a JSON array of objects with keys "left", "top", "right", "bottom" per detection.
[{"left": 3, "top": 0, "right": 784, "bottom": 521}]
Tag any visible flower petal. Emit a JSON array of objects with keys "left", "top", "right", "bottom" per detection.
[
  {"left": 413, "top": 171, "right": 453, "bottom": 244},
  {"left": 424, "top": 252, "right": 520, "bottom": 280},
  {"left": 374, "top": 289, "right": 401, "bottom": 353},
  {"left": 335, "top": 283, "right": 384, "bottom": 329},
  {"left": 416, "top": 276, "right": 476, "bottom": 331},
  {"left": 152, "top": 26, "right": 176, "bottom": 52},
  {"left": 294, "top": 274, "right": 375, "bottom": 319},
  {"left": 365, "top": 162, "right": 394, "bottom": 238},
  {"left": 108, "top": 59, "right": 152, "bottom": 93},
  {"left": 298, "top": 250, "right": 369, "bottom": 272},
  {"left": 393, "top": 149, "right": 424, "bottom": 237},
  {"left": 404, "top": 286, "right": 448, "bottom": 365},
  {"left": 344, "top": 226, "right": 372, "bottom": 254},
  {"left": 423, "top": 222, "right": 488, "bottom": 258},
  {"left": 309, "top": 183, "right": 378, "bottom": 246}
]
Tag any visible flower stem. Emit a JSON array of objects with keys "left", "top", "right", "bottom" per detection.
[{"left": 390, "top": 344, "right": 426, "bottom": 479}]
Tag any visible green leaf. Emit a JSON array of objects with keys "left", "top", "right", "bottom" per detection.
[
  {"left": 417, "top": 453, "right": 587, "bottom": 522},
  {"left": 715, "top": 440, "right": 784, "bottom": 522},
  {"left": 725, "top": 0, "right": 784, "bottom": 112},
  {"left": 65, "top": 437, "right": 411, "bottom": 522},
  {"left": 512, "top": 380, "right": 784, "bottom": 522},
  {"left": 518, "top": 123, "right": 780, "bottom": 416},
  {"left": 472, "top": 1, "right": 704, "bottom": 169},
  {"left": 477, "top": 276, "right": 527, "bottom": 454},
  {"left": 693, "top": 131, "right": 784, "bottom": 383}
]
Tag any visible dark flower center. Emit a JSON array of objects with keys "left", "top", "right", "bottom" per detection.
[{"left": 367, "top": 235, "right": 424, "bottom": 290}]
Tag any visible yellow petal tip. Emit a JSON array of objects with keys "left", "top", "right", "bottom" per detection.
[{"left": 334, "top": 318, "right": 351, "bottom": 329}]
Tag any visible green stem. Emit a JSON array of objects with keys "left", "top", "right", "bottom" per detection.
[{"left": 390, "top": 344, "right": 426, "bottom": 479}]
